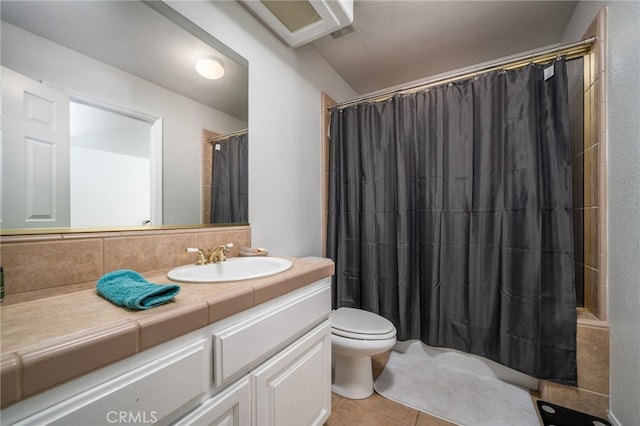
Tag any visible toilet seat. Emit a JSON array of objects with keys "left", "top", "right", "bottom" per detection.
[{"left": 331, "top": 307, "right": 396, "bottom": 340}]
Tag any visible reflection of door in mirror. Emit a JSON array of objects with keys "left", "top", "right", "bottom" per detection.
[
  {"left": 2, "top": 67, "right": 71, "bottom": 229},
  {"left": 70, "top": 101, "right": 162, "bottom": 227},
  {"left": 1, "top": 67, "right": 163, "bottom": 229}
]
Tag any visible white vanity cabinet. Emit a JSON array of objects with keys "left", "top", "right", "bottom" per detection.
[
  {"left": 175, "top": 321, "right": 331, "bottom": 426},
  {"left": 178, "top": 278, "right": 332, "bottom": 426},
  {"left": 2, "top": 278, "right": 332, "bottom": 426}
]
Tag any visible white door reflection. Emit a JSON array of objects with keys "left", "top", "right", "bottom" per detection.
[{"left": 69, "top": 101, "right": 162, "bottom": 227}]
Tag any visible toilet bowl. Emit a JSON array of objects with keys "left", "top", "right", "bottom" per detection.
[{"left": 331, "top": 307, "right": 397, "bottom": 399}]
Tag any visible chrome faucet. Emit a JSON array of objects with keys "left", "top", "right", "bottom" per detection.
[{"left": 186, "top": 243, "right": 234, "bottom": 265}]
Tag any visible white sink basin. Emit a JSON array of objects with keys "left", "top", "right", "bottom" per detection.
[{"left": 167, "top": 257, "right": 293, "bottom": 283}]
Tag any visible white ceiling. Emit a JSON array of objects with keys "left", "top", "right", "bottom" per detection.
[{"left": 310, "top": 0, "right": 578, "bottom": 95}]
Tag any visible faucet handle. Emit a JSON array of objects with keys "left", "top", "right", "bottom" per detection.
[{"left": 186, "top": 248, "right": 207, "bottom": 265}]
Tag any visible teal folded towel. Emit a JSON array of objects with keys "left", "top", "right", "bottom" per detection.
[{"left": 97, "top": 269, "right": 180, "bottom": 310}]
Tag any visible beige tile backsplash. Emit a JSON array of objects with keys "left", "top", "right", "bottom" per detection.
[
  {"left": 1, "top": 239, "right": 104, "bottom": 293},
  {"left": 1, "top": 226, "right": 251, "bottom": 297},
  {"left": 103, "top": 233, "right": 195, "bottom": 273}
]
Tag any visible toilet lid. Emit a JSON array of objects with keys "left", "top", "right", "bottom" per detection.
[{"left": 331, "top": 307, "right": 396, "bottom": 339}]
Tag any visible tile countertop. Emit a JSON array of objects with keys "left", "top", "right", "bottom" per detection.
[{"left": 0, "top": 257, "right": 334, "bottom": 408}]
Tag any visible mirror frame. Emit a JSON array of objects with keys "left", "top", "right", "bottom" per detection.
[
  {"left": 1, "top": 1, "right": 249, "bottom": 236},
  {"left": 0, "top": 223, "right": 250, "bottom": 236}
]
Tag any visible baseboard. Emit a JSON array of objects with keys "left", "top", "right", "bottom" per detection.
[{"left": 608, "top": 412, "right": 622, "bottom": 426}]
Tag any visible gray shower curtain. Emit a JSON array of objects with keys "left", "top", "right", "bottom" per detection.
[
  {"left": 210, "top": 133, "right": 248, "bottom": 223},
  {"left": 328, "top": 59, "right": 577, "bottom": 384}
]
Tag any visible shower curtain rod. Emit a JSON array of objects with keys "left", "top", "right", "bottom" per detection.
[
  {"left": 332, "top": 36, "right": 596, "bottom": 110},
  {"left": 207, "top": 129, "right": 248, "bottom": 143}
]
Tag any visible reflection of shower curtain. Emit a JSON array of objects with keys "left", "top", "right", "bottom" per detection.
[
  {"left": 210, "top": 133, "right": 248, "bottom": 223},
  {"left": 328, "top": 59, "right": 577, "bottom": 384}
]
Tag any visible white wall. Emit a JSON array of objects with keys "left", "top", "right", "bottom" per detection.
[
  {"left": 562, "top": 3, "right": 640, "bottom": 425},
  {"left": 167, "top": 1, "right": 357, "bottom": 257},
  {"left": 71, "top": 147, "right": 150, "bottom": 227},
  {"left": 1, "top": 22, "right": 246, "bottom": 225}
]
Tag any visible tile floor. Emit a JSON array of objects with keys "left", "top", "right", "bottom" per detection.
[
  {"left": 326, "top": 390, "right": 456, "bottom": 426},
  {"left": 325, "top": 351, "right": 544, "bottom": 426},
  {"left": 325, "top": 352, "right": 456, "bottom": 426}
]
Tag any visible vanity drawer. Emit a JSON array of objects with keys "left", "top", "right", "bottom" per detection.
[
  {"left": 14, "top": 340, "right": 208, "bottom": 426},
  {"left": 212, "top": 278, "right": 331, "bottom": 386}
]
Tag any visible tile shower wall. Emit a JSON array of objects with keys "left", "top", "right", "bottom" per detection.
[
  {"left": 0, "top": 226, "right": 251, "bottom": 301},
  {"left": 541, "top": 8, "right": 609, "bottom": 420},
  {"left": 202, "top": 129, "right": 217, "bottom": 224},
  {"left": 582, "top": 7, "right": 607, "bottom": 320},
  {"left": 570, "top": 22, "right": 606, "bottom": 317},
  {"left": 539, "top": 313, "right": 610, "bottom": 420}
]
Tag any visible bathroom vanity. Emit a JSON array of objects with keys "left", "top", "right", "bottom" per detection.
[{"left": 0, "top": 259, "right": 333, "bottom": 425}]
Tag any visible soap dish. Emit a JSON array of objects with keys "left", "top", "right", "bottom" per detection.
[{"left": 239, "top": 246, "right": 269, "bottom": 257}]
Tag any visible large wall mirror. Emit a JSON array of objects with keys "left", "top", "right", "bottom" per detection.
[{"left": 1, "top": 0, "right": 249, "bottom": 233}]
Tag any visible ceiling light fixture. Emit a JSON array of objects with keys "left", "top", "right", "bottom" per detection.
[{"left": 195, "top": 56, "right": 225, "bottom": 80}]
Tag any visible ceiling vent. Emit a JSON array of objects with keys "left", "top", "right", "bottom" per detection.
[
  {"left": 239, "top": 0, "right": 354, "bottom": 47},
  {"left": 330, "top": 21, "right": 359, "bottom": 39}
]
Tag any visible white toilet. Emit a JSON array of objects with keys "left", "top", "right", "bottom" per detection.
[{"left": 331, "top": 307, "right": 397, "bottom": 399}]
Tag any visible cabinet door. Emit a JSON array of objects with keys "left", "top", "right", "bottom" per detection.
[
  {"left": 252, "top": 320, "right": 331, "bottom": 426},
  {"left": 172, "top": 377, "right": 250, "bottom": 426}
]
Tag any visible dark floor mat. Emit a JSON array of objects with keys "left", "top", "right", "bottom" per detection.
[{"left": 536, "top": 400, "right": 610, "bottom": 426}]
